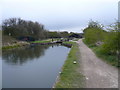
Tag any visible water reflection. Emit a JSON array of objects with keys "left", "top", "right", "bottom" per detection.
[
  {"left": 2, "top": 45, "right": 50, "bottom": 65},
  {"left": 2, "top": 44, "right": 70, "bottom": 88},
  {"left": 2, "top": 44, "right": 65, "bottom": 65}
]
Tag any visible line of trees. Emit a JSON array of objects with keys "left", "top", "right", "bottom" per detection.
[
  {"left": 2, "top": 18, "right": 83, "bottom": 41},
  {"left": 84, "top": 20, "right": 120, "bottom": 58},
  {"left": 2, "top": 18, "right": 48, "bottom": 40}
]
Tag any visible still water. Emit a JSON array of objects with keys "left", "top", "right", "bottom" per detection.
[{"left": 2, "top": 44, "right": 70, "bottom": 88}]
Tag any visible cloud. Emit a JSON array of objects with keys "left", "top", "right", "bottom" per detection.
[
  {"left": 1, "top": 0, "right": 118, "bottom": 32},
  {"left": 50, "top": 26, "right": 87, "bottom": 33}
]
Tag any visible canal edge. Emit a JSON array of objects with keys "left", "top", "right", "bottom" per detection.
[
  {"left": 52, "top": 66, "right": 63, "bottom": 88},
  {"left": 52, "top": 44, "right": 74, "bottom": 88}
]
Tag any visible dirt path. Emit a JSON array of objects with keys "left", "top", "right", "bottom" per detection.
[{"left": 77, "top": 39, "right": 118, "bottom": 88}]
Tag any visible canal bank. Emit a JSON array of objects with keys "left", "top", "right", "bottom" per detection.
[
  {"left": 2, "top": 41, "right": 30, "bottom": 50},
  {"left": 2, "top": 35, "right": 30, "bottom": 50},
  {"left": 54, "top": 41, "right": 85, "bottom": 88},
  {"left": 2, "top": 38, "right": 72, "bottom": 50}
]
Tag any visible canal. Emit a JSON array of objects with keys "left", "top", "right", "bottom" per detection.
[{"left": 2, "top": 44, "right": 70, "bottom": 88}]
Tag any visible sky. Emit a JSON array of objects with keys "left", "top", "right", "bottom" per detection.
[{"left": 0, "top": 0, "right": 119, "bottom": 33}]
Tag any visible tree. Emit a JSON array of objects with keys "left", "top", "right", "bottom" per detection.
[
  {"left": 84, "top": 26, "right": 106, "bottom": 44},
  {"left": 87, "top": 20, "right": 104, "bottom": 29},
  {"left": 2, "top": 18, "right": 48, "bottom": 40},
  {"left": 101, "top": 22, "right": 120, "bottom": 55},
  {"left": 60, "top": 31, "right": 69, "bottom": 38}
]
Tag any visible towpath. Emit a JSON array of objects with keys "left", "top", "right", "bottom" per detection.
[{"left": 77, "top": 39, "right": 118, "bottom": 88}]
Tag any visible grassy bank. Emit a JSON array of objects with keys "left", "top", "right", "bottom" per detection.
[
  {"left": 2, "top": 44, "right": 20, "bottom": 50},
  {"left": 2, "top": 35, "right": 30, "bottom": 50},
  {"left": 55, "top": 42, "right": 84, "bottom": 88},
  {"left": 30, "top": 39, "right": 52, "bottom": 43},
  {"left": 2, "top": 35, "right": 18, "bottom": 46},
  {"left": 2, "top": 41, "right": 30, "bottom": 50},
  {"left": 62, "top": 41, "right": 75, "bottom": 45},
  {"left": 83, "top": 39, "right": 119, "bottom": 67},
  {"left": 2, "top": 43, "right": 30, "bottom": 50}
]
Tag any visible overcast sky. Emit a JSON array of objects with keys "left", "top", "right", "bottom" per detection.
[{"left": 0, "top": 0, "right": 119, "bottom": 33}]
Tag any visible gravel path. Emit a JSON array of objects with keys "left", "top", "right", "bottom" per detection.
[{"left": 77, "top": 39, "right": 118, "bottom": 88}]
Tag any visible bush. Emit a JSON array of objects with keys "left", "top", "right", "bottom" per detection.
[{"left": 84, "top": 27, "right": 106, "bottom": 45}]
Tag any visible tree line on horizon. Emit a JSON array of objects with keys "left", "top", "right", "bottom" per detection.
[{"left": 2, "top": 18, "right": 82, "bottom": 41}]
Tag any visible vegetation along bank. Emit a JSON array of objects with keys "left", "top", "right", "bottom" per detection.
[
  {"left": 54, "top": 41, "right": 85, "bottom": 88},
  {"left": 83, "top": 20, "right": 120, "bottom": 67}
]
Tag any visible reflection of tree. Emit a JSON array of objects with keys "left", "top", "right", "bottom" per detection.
[{"left": 2, "top": 45, "right": 50, "bottom": 65}]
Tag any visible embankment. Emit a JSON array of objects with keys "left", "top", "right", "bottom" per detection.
[
  {"left": 2, "top": 35, "right": 30, "bottom": 50},
  {"left": 54, "top": 41, "right": 85, "bottom": 88}
]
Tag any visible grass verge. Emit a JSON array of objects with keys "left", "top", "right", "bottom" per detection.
[
  {"left": 2, "top": 42, "right": 30, "bottom": 50},
  {"left": 55, "top": 42, "right": 84, "bottom": 88},
  {"left": 2, "top": 44, "right": 20, "bottom": 50},
  {"left": 30, "top": 39, "right": 52, "bottom": 43},
  {"left": 83, "top": 39, "right": 119, "bottom": 67},
  {"left": 62, "top": 41, "right": 75, "bottom": 45}
]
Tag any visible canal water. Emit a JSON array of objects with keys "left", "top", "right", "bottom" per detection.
[{"left": 2, "top": 44, "right": 70, "bottom": 88}]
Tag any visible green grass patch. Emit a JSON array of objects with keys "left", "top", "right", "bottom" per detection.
[
  {"left": 30, "top": 39, "right": 52, "bottom": 43},
  {"left": 55, "top": 42, "right": 85, "bottom": 88},
  {"left": 83, "top": 39, "right": 119, "bottom": 67},
  {"left": 2, "top": 44, "right": 20, "bottom": 50},
  {"left": 62, "top": 41, "right": 75, "bottom": 45},
  {"left": 2, "top": 42, "right": 29, "bottom": 50}
]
